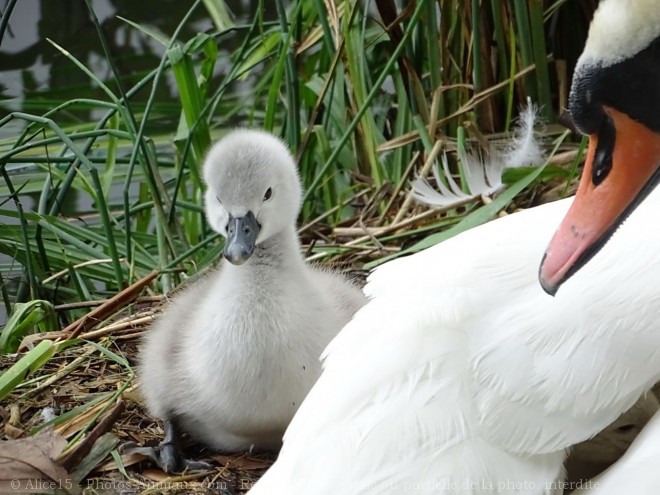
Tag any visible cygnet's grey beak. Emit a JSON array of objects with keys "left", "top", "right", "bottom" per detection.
[{"left": 224, "top": 211, "right": 259, "bottom": 265}]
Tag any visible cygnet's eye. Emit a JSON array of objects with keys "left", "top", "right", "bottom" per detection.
[
  {"left": 263, "top": 187, "right": 273, "bottom": 201},
  {"left": 216, "top": 195, "right": 222, "bottom": 205}
]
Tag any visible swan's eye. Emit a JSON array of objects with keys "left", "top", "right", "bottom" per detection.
[
  {"left": 263, "top": 188, "right": 273, "bottom": 201},
  {"left": 216, "top": 196, "right": 222, "bottom": 204}
]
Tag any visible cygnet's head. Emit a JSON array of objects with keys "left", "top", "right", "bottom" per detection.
[{"left": 203, "top": 129, "right": 302, "bottom": 265}]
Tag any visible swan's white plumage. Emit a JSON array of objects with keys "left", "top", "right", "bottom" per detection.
[
  {"left": 579, "top": 0, "right": 660, "bottom": 67},
  {"left": 249, "top": 187, "right": 660, "bottom": 494},
  {"left": 565, "top": 393, "right": 659, "bottom": 484}
]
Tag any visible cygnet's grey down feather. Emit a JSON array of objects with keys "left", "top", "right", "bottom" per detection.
[{"left": 139, "top": 129, "right": 366, "bottom": 458}]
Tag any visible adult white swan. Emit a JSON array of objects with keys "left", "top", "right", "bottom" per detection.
[
  {"left": 247, "top": 189, "right": 660, "bottom": 494},
  {"left": 540, "top": 0, "right": 660, "bottom": 491},
  {"left": 249, "top": 0, "right": 660, "bottom": 493}
]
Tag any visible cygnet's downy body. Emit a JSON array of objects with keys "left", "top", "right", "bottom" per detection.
[{"left": 139, "top": 129, "right": 366, "bottom": 472}]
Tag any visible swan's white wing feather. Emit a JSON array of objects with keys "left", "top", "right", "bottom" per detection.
[{"left": 251, "top": 188, "right": 660, "bottom": 495}]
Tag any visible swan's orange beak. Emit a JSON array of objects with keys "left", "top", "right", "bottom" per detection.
[{"left": 539, "top": 107, "right": 660, "bottom": 295}]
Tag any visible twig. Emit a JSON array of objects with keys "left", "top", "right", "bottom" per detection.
[
  {"left": 342, "top": 199, "right": 454, "bottom": 248},
  {"left": 306, "top": 244, "right": 399, "bottom": 262},
  {"left": 333, "top": 227, "right": 389, "bottom": 237},
  {"left": 59, "top": 271, "right": 158, "bottom": 340},
  {"left": 78, "top": 315, "right": 156, "bottom": 340},
  {"left": 547, "top": 149, "right": 578, "bottom": 166},
  {"left": 18, "top": 312, "right": 157, "bottom": 350},
  {"left": 377, "top": 63, "right": 543, "bottom": 152},
  {"left": 392, "top": 140, "right": 443, "bottom": 224},
  {"left": 298, "top": 189, "right": 371, "bottom": 235},
  {"left": 54, "top": 296, "right": 164, "bottom": 311},
  {"left": 42, "top": 259, "right": 123, "bottom": 285},
  {"left": 377, "top": 151, "right": 420, "bottom": 225}
]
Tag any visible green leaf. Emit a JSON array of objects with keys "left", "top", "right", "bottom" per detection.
[
  {"left": 0, "top": 300, "right": 57, "bottom": 354},
  {"left": 0, "top": 340, "right": 57, "bottom": 401},
  {"left": 116, "top": 16, "right": 171, "bottom": 46},
  {"left": 202, "top": 0, "right": 235, "bottom": 31}
]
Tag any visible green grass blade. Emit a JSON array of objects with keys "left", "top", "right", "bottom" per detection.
[{"left": 0, "top": 340, "right": 57, "bottom": 401}]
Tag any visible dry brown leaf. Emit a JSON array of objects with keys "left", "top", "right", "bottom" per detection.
[
  {"left": 211, "top": 455, "right": 272, "bottom": 471},
  {"left": 8, "top": 404, "right": 21, "bottom": 426},
  {"left": 54, "top": 399, "right": 109, "bottom": 438},
  {"left": 0, "top": 429, "right": 77, "bottom": 494},
  {"left": 141, "top": 468, "right": 172, "bottom": 482},
  {"left": 3, "top": 424, "right": 24, "bottom": 439}
]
